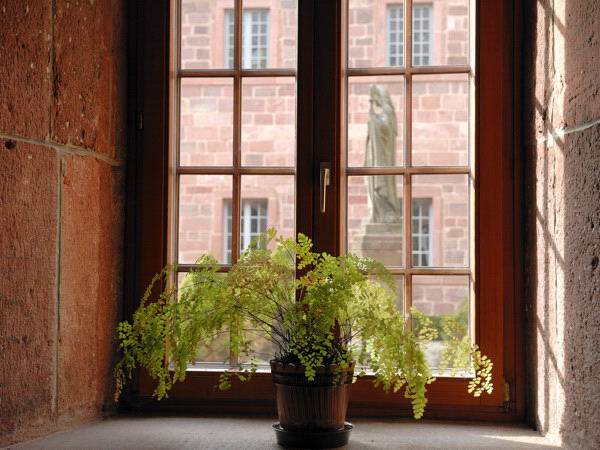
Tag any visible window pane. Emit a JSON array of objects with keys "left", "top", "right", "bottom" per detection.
[
  {"left": 348, "top": 76, "right": 404, "bottom": 167},
  {"left": 238, "top": 326, "right": 279, "bottom": 365},
  {"left": 412, "top": 175, "right": 469, "bottom": 267},
  {"left": 180, "top": 78, "right": 233, "bottom": 167},
  {"left": 393, "top": 274, "right": 405, "bottom": 315},
  {"left": 240, "top": 175, "right": 295, "bottom": 246},
  {"left": 178, "top": 175, "right": 233, "bottom": 264},
  {"left": 412, "top": 73, "right": 469, "bottom": 166},
  {"left": 349, "top": 0, "right": 404, "bottom": 68},
  {"left": 347, "top": 175, "right": 404, "bottom": 267},
  {"left": 412, "top": 0, "right": 469, "bottom": 67},
  {"left": 181, "top": 0, "right": 234, "bottom": 69},
  {"left": 178, "top": 273, "right": 230, "bottom": 363},
  {"left": 412, "top": 275, "right": 470, "bottom": 369},
  {"left": 241, "top": 77, "right": 296, "bottom": 167},
  {"left": 241, "top": 0, "right": 297, "bottom": 69}
]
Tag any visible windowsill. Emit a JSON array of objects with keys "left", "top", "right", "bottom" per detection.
[
  {"left": 10, "top": 416, "right": 561, "bottom": 449},
  {"left": 185, "top": 362, "right": 476, "bottom": 378}
]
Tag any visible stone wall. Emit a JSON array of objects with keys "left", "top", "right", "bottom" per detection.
[
  {"left": 523, "top": 0, "right": 600, "bottom": 447},
  {"left": 0, "top": 0, "right": 126, "bottom": 446}
]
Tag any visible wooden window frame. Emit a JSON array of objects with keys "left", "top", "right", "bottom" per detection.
[{"left": 124, "top": 0, "right": 524, "bottom": 422}]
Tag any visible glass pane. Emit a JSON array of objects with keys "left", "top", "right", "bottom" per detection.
[
  {"left": 180, "top": 78, "right": 233, "bottom": 167},
  {"left": 240, "top": 175, "right": 295, "bottom": 249},
  {"left": 393, "top": 274, "right": 405, "bottom": 316},
  {"left": 241, "top": 77, "right": 295, "bottom": 167},
  {"left": 412, "top": 275, "right": 470, "bottom": 369},
  {"left": 242, "top": 0, "right": 297, "bottom": 69},
  {"left": 178, "top": 175, "right": 232, "bottom": 264},
  {"left": 412, "top": 74, "right": 469, "bottom": 166},
  {"left": 412, "top": 174, "right": 469, "bottom": 267},
  {"left": 349, "top": 0, "right": 403, "bottom": 68},
  {"left": 178, "top": 272, "right": 230, "bottom": 363},
  {"left": 412, "top": 0, "right": 469, "bottom": 67},
  {"left": 181, "top": 0, "right": 235, "bottom": 69},
  {"left": 347, "top": 175, "right": 404, "bottom": 267},
  {"left": 238, "top": 332, "right": 279, "bottom": 365},
  {"left": 348, "top": 76, "right": 404, "bottom": 167}
]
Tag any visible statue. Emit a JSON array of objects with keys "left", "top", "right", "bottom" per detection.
[{"left": 365, "top": 85, "right": 401, "bottom": 224}]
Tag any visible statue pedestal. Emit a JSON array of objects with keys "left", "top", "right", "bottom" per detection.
[{"left": 352, "top": 223, "right": 403, "bottom": 267}]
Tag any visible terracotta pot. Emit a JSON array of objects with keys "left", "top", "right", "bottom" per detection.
[{"left": 270, "top": 361, "right": 354, "bottom": 432}]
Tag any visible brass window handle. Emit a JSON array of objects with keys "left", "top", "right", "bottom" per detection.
[{"left": 320, "top": 163, "right": 331, "bottom": 213}]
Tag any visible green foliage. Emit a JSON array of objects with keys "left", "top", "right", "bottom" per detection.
[
  {"left": 412, "top": 299, "right": 468, "bottom": 341},
  {"left": 114, "top": 229, "right": 493, "bottom": 419}
]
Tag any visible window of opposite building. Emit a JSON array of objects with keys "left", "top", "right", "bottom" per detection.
[
  {"left": 387, "top": 4, "right": 432, "bottom": 67},
  {"left": 387, "top": 5, "right": 405, "bottom": 66},
  {"left": 223, "top": 199, "right": 268, "bottom": 264},
  {"left": 225, "top": 9, "right": 269, "bottom": 69},
  {"left": 412, "top": 4, "right": 432, "bottom": 66},
  {"left": 411, "top": 198, "right": 432, "bottom": 267}
]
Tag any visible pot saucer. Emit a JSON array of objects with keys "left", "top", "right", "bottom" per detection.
[{"left": 272, "top": 422, "right": 353, "bottom": 449}]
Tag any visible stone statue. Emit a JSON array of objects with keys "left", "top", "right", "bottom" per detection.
[{"left": 365, "top": 85, "right": 401, "bottom": 224}]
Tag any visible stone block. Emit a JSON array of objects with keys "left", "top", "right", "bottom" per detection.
[
  {"left": 0, "top": 2, "right": 51, "bottom": 140},
  {"left": 51, "top": 0, "right": 126, "bottom": 160},
  {"left": 562, "top": 1, "right": 600, "bottom": 127},
  {"left": 0, "top": 140, "right": 58, "bottom": 445},
  {"left": 57, "top": 154, "right": 124, "bottom": 419},
  {"left": 559, "top": 124, "right": 600, "bottom": 448}
]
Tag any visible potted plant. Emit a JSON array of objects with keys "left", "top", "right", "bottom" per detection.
[{"left": 114, "top": 230, "right": 493, "bottom": 448}]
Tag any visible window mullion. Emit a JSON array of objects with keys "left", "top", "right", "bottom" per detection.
[
  {"left": 231, "top": 0, "right": 242, "bottom": 266},
  {"left": 403, "top": 0, "right": 413, "bottom": 322}
]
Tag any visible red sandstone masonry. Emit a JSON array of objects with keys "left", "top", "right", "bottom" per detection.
[
  {"left": 0, "top": 0, "right": 126, "bottom": 446},
  {"left": 58, "top": 155, "right": 124, "bottom": 423},
  {"left": 0, "top": 2, "right": 52, "bottom": 140},
  {"left": 0, "top": 141, "right": 58, "bottom": 444},
  {"left": 52, "top": 0, "right": 126, "bottom": 160}
]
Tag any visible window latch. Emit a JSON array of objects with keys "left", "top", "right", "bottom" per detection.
[{"left": 320, "top": 163, "right": 331, "bottom": 213}]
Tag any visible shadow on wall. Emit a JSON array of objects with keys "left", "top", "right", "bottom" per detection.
[{"left": 524, "top": 0, "right": 600, "bottom": 448}]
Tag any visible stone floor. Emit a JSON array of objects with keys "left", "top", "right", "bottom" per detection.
[{"left": 7, "top": 416, "right": 561, "bottom": 450}]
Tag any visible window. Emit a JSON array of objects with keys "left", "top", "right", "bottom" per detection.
[
  {"left": 387, "top": 4, "right": 432, "bottom": 67},
  {"left": 411, "top": 198, "right": 432, "bottom": 267},
  {"left": 225, "top": 9, "right": 269, "bottom": 69},
  {"left": 223, "top": 199, "right": 268, "bottom": 263},
  {"left": 134, "top": 0, "right": 522, "bottom": 420},
  {"left": 412, "top": 5, "right": 432, "bottom": 66},
  {"left": 387, "top": 5, "right": 405, "bottom": 66}
]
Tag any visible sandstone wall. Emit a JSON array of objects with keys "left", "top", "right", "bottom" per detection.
[
  {"left": 523, "top": 1, "right": 600, "bottom": 447},
  {"left": 0, "top": 1, "right": 126, "bottom": 445}
]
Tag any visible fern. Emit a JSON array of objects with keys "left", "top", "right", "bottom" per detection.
[{"left": 114, "top": 229, "right": 493, "bottom": 418}]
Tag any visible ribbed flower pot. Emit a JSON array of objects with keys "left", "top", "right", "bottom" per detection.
[{"left": 270, "top": 361, "right": 354, "bottom": 448}]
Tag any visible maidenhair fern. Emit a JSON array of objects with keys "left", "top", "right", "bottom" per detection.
[{"left": 114, "top": 229, "right": 493, "bottom": 419}]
